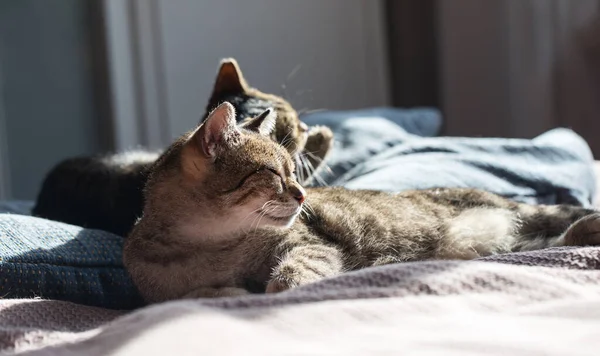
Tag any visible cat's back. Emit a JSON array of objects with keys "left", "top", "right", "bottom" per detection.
[
  {"left": 305, "top": 186, "right": 457, "bottom": 218},
  {"left": 299, "top": 187, "right": 449, "bottom": 264},
  {"left": 299, "top": 187, "right": 516, "bottom": 265},
  {"left": 33, "top": 150, "right": 160, "bottom": 236}
]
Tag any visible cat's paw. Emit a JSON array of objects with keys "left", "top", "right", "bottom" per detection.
[
  {"left": 265, "top": 279, "right": 294, "bottom": 294},
  {"left": 304, "top": 126, "right": 334, "bottom": 158},
  {"left": 563, "top": 213, "right": 600, "bottom": 246},
  {"left": 265, "top": 265, "right": 299, "bottom": 293}
]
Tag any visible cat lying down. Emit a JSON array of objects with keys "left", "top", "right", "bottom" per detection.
[
  {"left": 124, "top": 102, "right": 600, "bottom": 303},
  {"left": 33, "top": 58, "right": 332, "bottom": 237}
]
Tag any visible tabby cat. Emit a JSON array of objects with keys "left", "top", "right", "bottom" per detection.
[
  {"left": 124, "top": 102, "right": 600, "bottom": 302},
  {"left": 33, "top": 58, "right": 333, "bottom": 236}
]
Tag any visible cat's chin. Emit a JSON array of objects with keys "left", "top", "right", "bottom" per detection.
[
  {"left": 268, "top": 216, "right": 298, "bottom": 228},
  {"left": 262, "top": 208, "right": 301, "bottom": 228}
]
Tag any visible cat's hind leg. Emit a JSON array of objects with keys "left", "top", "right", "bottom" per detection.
[
  {"left": 436, "top": 207, "right": 520, "bottom": 259},
  {"left": 562, "top": 213, "right": 600, "bottom": 246},
  {"left": 513, "top": 204, "right": 599, "bottom": 250},
  {"left": 436, "top": 204, "right": 600, "bottom": 259}
]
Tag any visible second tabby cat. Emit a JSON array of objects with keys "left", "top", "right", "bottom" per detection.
[
  {"left": 124, "top": 102, "right": 600, "bottom": 303},
  {"left": 33, "top": 59, "right": 332, "bottom": 236}
]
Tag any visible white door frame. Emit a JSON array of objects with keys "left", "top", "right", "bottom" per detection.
[
  {"left": 103, "top": 0, "right": 171, "bottom": 151},
  {"left": 0, "top": 55, "right": 12, "bottom": 199},
  {"left": 102, "top": 0, "right": 390, "bottom": 151}
]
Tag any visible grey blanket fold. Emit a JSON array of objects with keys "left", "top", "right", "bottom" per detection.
[{"left": 3, "top": 246, "right": 600, "bottom": 355}]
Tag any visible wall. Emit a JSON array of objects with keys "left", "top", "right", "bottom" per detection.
[
  {"left": 0, "top": 0, "right": 391, "bottom": 198},
  {"left": 106, "top": 0, "right": 391, "bottom": 149},
  {"left": 439, "top": 0, "right": 600, "bottom": 157},
  {"left": 0, "top": 0, "right": 105, "bottom": 199}
]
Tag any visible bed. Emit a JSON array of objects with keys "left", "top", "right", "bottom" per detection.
[{"left": 1, "top": 108, "right": 599, "bottom": 355}]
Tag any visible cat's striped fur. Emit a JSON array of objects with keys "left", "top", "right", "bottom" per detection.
[{"left": 124, "top": 102, "right": 600, "bottom": 302}]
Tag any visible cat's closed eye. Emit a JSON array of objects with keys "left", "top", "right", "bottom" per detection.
[
  {"left": 226, "top": 167, "right": 284, "bottom": 193},
  {"left": 264, "top": 167, "right": 286, "bottom": 189}
]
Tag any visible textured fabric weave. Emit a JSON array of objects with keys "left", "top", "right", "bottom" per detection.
[
  {"left": 1, "top": 246, "right": 599, "bottom": 355},
  {"left": 0, "top": 214, "right": 143, "bottom": 309}
]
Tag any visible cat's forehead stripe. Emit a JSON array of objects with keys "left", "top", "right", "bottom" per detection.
[{"left": 224, "top": 95, "right": 275, "bottom": 122}]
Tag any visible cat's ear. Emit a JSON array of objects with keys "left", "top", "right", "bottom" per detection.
[
  {"left": 241, "top": 108, "right": 277, "bottom": 136},
  {"left": 211, "top": 58, "right": 249, "bottom": 97},
  {"left": 195, "top": 102, "right": 240, "bottom": 158}
]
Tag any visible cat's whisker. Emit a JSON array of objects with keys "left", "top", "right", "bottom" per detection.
[
  {"left": 299, "top": 200, "right": 314, "bottom": 220},
  {"left": 295, "top": 89, "right": 313, "bottom": 97},
  {"left": 287, "top": 64, "right": 302, "bottom": 82},
  {"left": 304, "top": 150, "right": 332, "bottom": 174},
  {"left": 250, "top": 209, "right": 267, "bottom": 233},
  {"left": 307, "top": 201, "right": 316, "bottom": 214},
  {"left": 297, "top": 156, "right": 310, "bottom": 182},
  {"left": 302, "top": 154, "right": 316, "bottom": 175},
  {"left": 261, "top": 200, "right": 276, "bottom": 210},
  {"left": 300, "top": 205, "right": 312, "bottom": 220},
  {"left": 303, "top": 150, "right": 323, "bottom": 162},
  {"left": 302, "top": 151, "right": 331, "bottom": 185},
  {"left": 300, "top": 154, "right": 328, "bottom": 186},
  {"left": 282, "top": 131, "right": 293, "bottom": 145},
  {"left": 297, "top": 107, "right": 309, "bottom": 116},
  {"left": 303, "top": 108, "right": 327, "bottom": 115},
  {"left": 298, "top": 155, "right": 314, "bottom": 185},
  {"left": 295, "top": 155, "right": 305, "bottom": 184},
  {"left": 241, "top": 207, "right": 265, "bottom": 227},
  {"left": 280, "top": 64, "right": 302, "bottom": 101},
  {"left": 253, "top": 201, "right": 276, "bottom": 230},
  {"left": 243, "top": 201, "right": 276, "bottom": 233},
  {"left": 313, "top": 172, "right": 328, "bottom": 186},
  {"left": 302, "top": 156, "right": 314, "bottom": 174},
  {"left": 242, "top": 201, "right": 275, "bottom": 229},
  {"left": 300, "top": 149, "right": 325, "bottom": 157},
  {"left": 279, "top": 131, "right": 294, "bottom": 151},
  {"left": 246, "top": 211, "right": 263, "bottom": 234},
  {"left": 284, "top": 137, "right": 296, "bottom": 151},
  {"left": 254, "top": 206, "right": 277, "bottom": 233}
]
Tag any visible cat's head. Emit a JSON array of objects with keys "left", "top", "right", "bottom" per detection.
[
  {"left": 204, "top": 58, "right": 308, "bottom": 157},
  {"left": 147, "top": 102, "right": 305, "bottom": 238}
]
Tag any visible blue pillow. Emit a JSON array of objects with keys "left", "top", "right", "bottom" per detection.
[{"left": 0, "top": 213, "right": 143, "bottom": 309}]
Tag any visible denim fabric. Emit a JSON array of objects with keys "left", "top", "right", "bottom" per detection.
[{"left": 302, "top": 109, "right": 595, "bottom": 207}]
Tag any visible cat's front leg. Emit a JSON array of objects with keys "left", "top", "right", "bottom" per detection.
[
  {"left": 182, "top": 286, "right": 250, "bottom": 299},
  {"left": 266, "top": 244, "right": 344, "bottom": 293},
  {"left": 298, "top": 125, "right": 334, "bottom": 185}
]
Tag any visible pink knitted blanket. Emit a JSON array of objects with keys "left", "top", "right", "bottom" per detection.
[{"left": 2, "top": 246, "right": 600, "bottom": 355}]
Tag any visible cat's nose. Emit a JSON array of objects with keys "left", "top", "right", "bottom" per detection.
[{"left": 289, "top": 185, "right": 306, "bottom": 204}]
